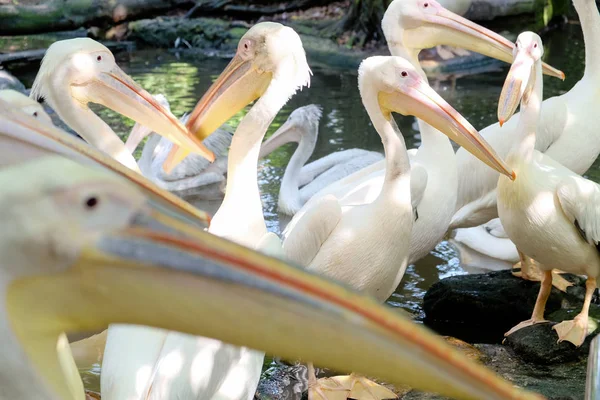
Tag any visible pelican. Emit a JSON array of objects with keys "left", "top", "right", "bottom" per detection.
[
  {"left": 451, "top": 0, "right": 600, "bottom": 262},
  {"left": 0, "top": 100, "right": 548, "bottom": 400},
  {"left": 282, "top": 56, "right": 513, "bottom": 400},
  {"left": 288, "top": 0, "right": 551, "bottom": 266},
  {"left": 101, "top": 22, "right": 310, "bottom": 400},
  {"left": 497, "top": 32, "right": 600, "bottom": 347},
  {"left": 258, "top": 104, "right": 383, "bottom": 215},
  {"left": 29, "top": 38, "right": 215, "bottom": 173},
  {"left": 125, "top": 94, "right": 234, "bottom": 200}
]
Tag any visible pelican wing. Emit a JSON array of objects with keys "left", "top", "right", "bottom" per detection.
[
  {"left": 410, "top": 163, "right": 428, "bottom": 218},
  {"left": 300, "top": 151, "right": 384, "bottom": 202},
  {"left": 557, "top": 175, "right": 600, "bottom": 248},
  {"left": 299, "top": 149, "right": 382, "bottom": 187},
  {"left": 283, "top": 195, "right": 342, "bottom": 266}
]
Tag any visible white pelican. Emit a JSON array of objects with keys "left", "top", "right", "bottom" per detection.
[
  {"left": 452, "top": 0, "right": 599, "bottom": 238},
  {"left": 258, "top": 104, "right": 383, "bottom": 215},
  {"left": 101, "top": 22, "right": 310, "bottom": 400},
  {"left": 288, "top": 0, "right": 547, "bottom": 265},
  {"left": 0, "top": 103, "right": 548, "bottom": 400},
  {"left": 125, "top": 94, "right": 234, "bottom": 200},
  {"left": 497, "top": 32, "right": 599, "bottom": 346},
  {"left": 283, "top": 56, "right": 513, "bottom": 400},
  {"left": 30, "top": 38, "right": 215, "bottom": 173}
]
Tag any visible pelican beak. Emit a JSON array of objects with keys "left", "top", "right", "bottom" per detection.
[
  {"left": 163, "top": 54, "right": 272, "bottom": 172},
  {"left": 90, "top": 65, "right": 215, "bottom": 162},
  {"left": 403, "top": 2, "right": 563, "bottom": 79},
  {"left": 258, "top": 119, "right": 298, "bottom": 159},
  {"left": 498, "top": 48, "right": 535, "bottom": 126},
  {"left": 379, "top": 78, "right": 514, "bottom": 180},
  {"left": 7, "top": 195, "right": 543, "bottom": 400}
]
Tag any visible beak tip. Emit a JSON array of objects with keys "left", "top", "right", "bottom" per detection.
[
  {"left": 499, "top": 118, "right": 505, "bottom": 127},
  {"left": 560, "top": 71, "right": 566, "bottom": 81},
  {"left": 511, "top": 171, "right": 516, "bottom": 181}
]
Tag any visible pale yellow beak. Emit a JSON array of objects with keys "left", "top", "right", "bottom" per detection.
[
  {"left": 404, "top": 5, "right": 563, "bottom": 80},
  {"left": 380, "top": 79, "right": 514, "bottom": 180},
  {"left": 163, "top": 54, "right": 272, "bottom": 172},
  {"left": 8, "top": 190, "right": 542, "bottom": 400},
  {"left": 90, "top": 65, "right": 215, "bottom": 162},
  {"left": 498, "top": 49, "right": 535, "bottom": 126}
]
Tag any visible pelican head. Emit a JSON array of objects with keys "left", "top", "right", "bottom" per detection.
[
  {"left": 258, "top": 105, "right": 323, "bottom": 158},
  {"left": 30, "top": 38, "right": 214, "bottom": 161},
  {"left": 360, "top": 56, "right": 514, "bottom": 179},
  {"left": 498, "top": 32, "right": 544, "bottom": 125},
  {"left": 164, "top": 22, "right": 311, "bottom": 171},
  {"left": 382, "top": 0, "right": 563, "bottom": 79},
  {"left": 0, "top": 89, "right": 52, "bottom": 125}
]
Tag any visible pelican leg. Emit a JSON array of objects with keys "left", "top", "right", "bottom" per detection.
[
  {"left": 308, "top": 363, "right": 397, "bottom": 400},
  {"left": 505, "top": 269, "right": 552, "bottom": 337},
  {"left": 512, "top": 251, "right": 572, "bottom": 292},
  {"left": 553, "top": 277, "right": 597, "bottom": 347}
]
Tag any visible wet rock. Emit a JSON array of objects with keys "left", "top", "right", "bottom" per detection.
[
  {"left": 503, "top": 322, "right": 594, "bottom": 365},
  {"left": 423, "top": 270, "right": 588, "bottom": 343}
]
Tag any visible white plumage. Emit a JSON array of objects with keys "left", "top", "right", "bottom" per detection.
[{"left": 497, "top": 32, "right": 599, "bottom": 347}]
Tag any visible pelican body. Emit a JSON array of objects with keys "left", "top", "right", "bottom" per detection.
[
  {"left": 283, "top": 55, "right": 513, "bottom": 399},
  {"left": 497, "top": 32, "right": 599, "bottom": 346}
]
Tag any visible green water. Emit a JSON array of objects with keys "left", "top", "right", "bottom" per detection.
[{"left": 7, "top": 18, "right": 590, "bottom": 395}]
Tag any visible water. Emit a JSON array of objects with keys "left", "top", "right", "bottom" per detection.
[{"left": 6, "top": 17, "right": 590, "bottom": 394}]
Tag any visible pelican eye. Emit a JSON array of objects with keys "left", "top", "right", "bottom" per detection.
[
  {"left": 424, "top": 2, "right": 429, "bottom": 7},
  {"left": 401, "top": 71, "right": 408, "bottom": 77},
  {"left": 534, "top": 43, "right": 538, "bottom": 48},
  {"left": 85, "top": 196, "right": 99, "bottom": 209},
  {"left": 33, "top": 112, "right": 38, "bottom": 117},
  {"left": 97, "top": 55, "right": 102, "bottom": 62}
]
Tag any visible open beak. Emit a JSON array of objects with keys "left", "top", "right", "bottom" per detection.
[
  {"left": 498, "top": 48, "right": 535, "bottom": 126},
  {"left": 403, "top": 4, "right": 563, "bottom": 80},
  {"left": 8, "top": 198, "right": 542, "bottom": 400},
  {"left": 0, "top": 99, "right": 211, "bottom": 229},
  {"left": 380, "top": 79, "right": 514, "bottom": 180},
  {"left": 89, "top": 65, "right": 215, "bottom": 162},
  {"left": 258, "top": 119, "right": 298, "bottom": 159},
  {"left": 163, "top": 54, "right": 272, "bottom": 172}
]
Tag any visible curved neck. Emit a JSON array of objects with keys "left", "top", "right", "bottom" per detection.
[
  {"left": 361, "top": 89, "right": 410, "bottom": 199},
  {"left": 215, "top": 76, "right": 294, "bottom": 240},
  {"left": 280, "top": 128, "right": 315, "bottom": 209},
  {"left": 574, "top": 0, "right": 600, "bottom": 83},
  {"left": 510, "top": 62, "right": 543, "bottom": 163},
  {"left": 48, "top": 85, "right": 140, "bottom": 172}
]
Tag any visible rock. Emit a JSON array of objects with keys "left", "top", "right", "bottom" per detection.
[
  {"left": 501, "top": 305, "right": 600, "bottom": 365},
  {"left": 423, "top": 270, "right": 589, "bottom": 343}
]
